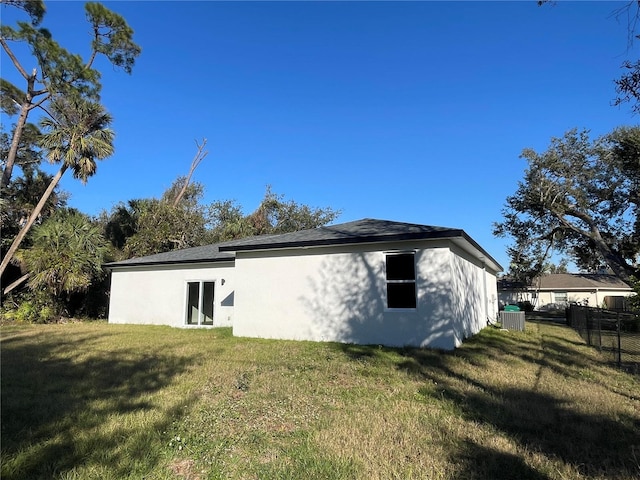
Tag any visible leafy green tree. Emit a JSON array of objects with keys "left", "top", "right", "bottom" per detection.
[
  {"left": 494, "top": 127, "right": 640, "bottom": 285},
  {"left": 121, "top": 200, "right": 206, "bottom": 257},
  {"left": 0, "top": 121, "right": 43, "bottom": 176},
  {"left": 17, "top": 210, "right": 108, "bottom": 315},
  {"left": 103, "top": 183, "right": 341, "bottom": 259},
  {"left": 101, "top": 200, "right": 141, "bottom": 250},
  {"left": 208, "top": 199, "right": 254, "bottom": 242},
  {"left": 543, "top": 260, "right": 570, "bottom": 275},
  {"left": 0, "top": 164, "right": 66, "bottom": 250},
  {"left": 207, "top": 186, "right": 341, "bottom": 242},
  {"left": 1, "top": 124, "right": 65, "bottom": 247},
  {"left": 246, "top": 186, "right": 341, "bottom": 236},
  {"left": 0, "top": 0, "right": 45, "bottom": 24},
  {"left": 0, "top": 0, "right": 140, "bottom": 187},
  {"left": 0, "top": 96, "right": 114, "bottom": 278},
  {"left": 102, "top": 179, "right": 214, "bottom": 258},
  {"left": 0, "top": 122, "right": 70, "bottom": 295}
]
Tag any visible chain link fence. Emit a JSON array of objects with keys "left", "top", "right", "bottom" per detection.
[{"left": 566, "top": 305, "right": 640, "bottom": 374}]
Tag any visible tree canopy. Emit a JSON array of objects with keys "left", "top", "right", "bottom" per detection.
[
  {"left": 19, "top": 210, "right": 108, "bottom": 299},
  {"left": 0, "top": 96, "right": 115, "bottom": 278},
  {"left": 0, "top": 123, "right": 66, "bottom": 251},
  {"left": 0, "top": 0, "right": 140, "bottom": 187},
  {"left": 494, "top": 126, "right": 640, "bottom": 285},
  {"left": 0, "top": 0, "right": 138, "bottom": 282},
  {"left": 116, "top": 180, "right": 213, "bottom": 258},
  {"left": 102, "top": 183, "right": 342, "bottom": 259}
]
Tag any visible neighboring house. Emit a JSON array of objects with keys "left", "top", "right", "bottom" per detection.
[
  {"left": 107, "top": 219, "right": 502, "bottom": 350},
  {"left": 498, "top": 273, "right": 634, "bottom": 311}
]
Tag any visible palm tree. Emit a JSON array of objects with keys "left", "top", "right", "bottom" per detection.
[
  {"left": 20, "top": 210, "right": 109, "bottom": 301},
  {"left": 0, "top": 96, "right": 114, "bottom": 282}
]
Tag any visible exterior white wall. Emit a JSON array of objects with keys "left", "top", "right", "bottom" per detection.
[
  {"left": 448, "top": 245, "right": 499, "bottom": 347},
  {"left": 108, "top": 262, "right": 235, "bottom": 328},
  {"left": 486, "top": 268, "right": 500, "bottom": 321},
  {"left": 498, "top": 290, "right": 531, "bottom": 308},
  {"left": 534, "top": 289, "right": 633, "bottom": 310},
  {"left": 232, "top": 240, "right": 499, "bottom": 350}
]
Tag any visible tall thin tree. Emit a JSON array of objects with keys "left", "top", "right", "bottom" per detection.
[
  {"left": 0, "top": 0, "right": 140, "bottom": 188},
  {"left": 0, "top": 97, "right": 114, "bottom": 278}
]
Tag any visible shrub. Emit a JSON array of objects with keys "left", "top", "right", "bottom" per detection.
[{"left": 1, "top": 291, "right": 59, "bottom": 324}]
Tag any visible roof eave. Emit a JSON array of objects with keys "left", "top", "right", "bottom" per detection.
[
  {"left": 452, "top": 233, "right": 503, "bottom": 273},
  {"left": 104, "top": 256, "right": 235, "bottom": 270},
  {"left": 220, "top": 229, "right": 503, "bottom": 272}
]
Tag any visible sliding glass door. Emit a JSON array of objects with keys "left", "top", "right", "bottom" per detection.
[{"left": 186, "top": 281, "right": 215, "bottom": 326}]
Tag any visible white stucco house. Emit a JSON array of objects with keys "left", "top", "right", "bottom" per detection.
[
  {"left": 498, "top": 273, "right": 634, "bottom": 311},
  {"left": 107, "top": 219, "right": 502, "bottom": 350}
]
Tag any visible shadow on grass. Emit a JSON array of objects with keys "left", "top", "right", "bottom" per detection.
[
  {"left": 453, "top": 440, "right": 550, "bottom": 480},
  {"left": 335, "top": 323, "right": 640, "bottom": 479},
  {"left": 1, "top": 329, "right": 196, "bottom": 479},
  {"left": 340, "top": 344, "right": 380, "bottom": 362}
]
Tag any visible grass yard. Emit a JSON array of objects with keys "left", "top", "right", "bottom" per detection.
[{"left": 1, "top": 320, "right": 639, "bottom": 480}]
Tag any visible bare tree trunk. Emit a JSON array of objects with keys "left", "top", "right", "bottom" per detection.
[
  {"left": 0, "top": 35, "right": 42, "bottom": 188},
  {"left": 2, "top": 91, "right": 50, "bottom": 188},
  {"left": 172, "top": 138, "right": 208, "bottom": 207},
  {"left": 2, "top": 102, "right": 32, "bottom": 188},
  {"left": 594, "top": 241, "right": 636, "bottom": 285},
  {"left": 3, "top": 273, "right": 30, "bottom": 295},
  {"left": 0, "top": 163, "right": 68, "bottom": 279},
  {"left": 585, "top": 221, "right": 636, "bottom": 284}
]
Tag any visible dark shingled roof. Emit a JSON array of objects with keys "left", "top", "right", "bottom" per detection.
[
  {"left": 220, "top": 218, "right": 502, "bottom": 270},
  {"left": 106, "top": 219, "right": 502, "bottom": 271},
  {"left": 219, "top": 218, "right": 461, "bottom": 250},
  {"left": 104, "top": 242, "right": 235, "bottom": 268}
]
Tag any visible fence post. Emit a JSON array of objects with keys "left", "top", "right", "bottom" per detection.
[
  {"left": 597, "top": 310, "right": 602, "bottom": 351},
  {"left": 617, "top": 312, "right": 622, "bottom": 367}
]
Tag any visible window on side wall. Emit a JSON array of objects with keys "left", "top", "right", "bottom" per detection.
[
  {"left": 553, "top": 291, "right": 568, "bottom": 304},
  {"left": 186, "top": 281, "right": 215, "bottom": 326},
  {"left": 385, "top": 252, "right": 416, "bottom": 309}
]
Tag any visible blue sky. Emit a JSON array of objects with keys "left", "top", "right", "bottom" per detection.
[{"left": 1, "top": 1, "right": 638, "bottom": 270}]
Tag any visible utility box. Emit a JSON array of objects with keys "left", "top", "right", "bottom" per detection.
[{"left": 500, "top": 311, "right": 525, "bottom": 331}]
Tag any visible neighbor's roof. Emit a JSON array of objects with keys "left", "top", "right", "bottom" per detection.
[
  {"left": 105, "top": 219, "right": 502, "bottom": 271},
  {"left": 535, "top": 273, "right": 632, "bottom": 291},
  {"left": 104, "top": 242, "right": 235, "bottom": 268},
  {"left": 220, "top": 218, "right": 503, "bottom": 271}
]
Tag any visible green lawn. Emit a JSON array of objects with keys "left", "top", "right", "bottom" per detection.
[{"left": 1, "top": 320, "right": 639, "bottom": 480}]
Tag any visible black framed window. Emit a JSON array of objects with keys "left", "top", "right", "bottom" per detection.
[{"left": 386, "top": 253, "right": 416, "bottom": 309}]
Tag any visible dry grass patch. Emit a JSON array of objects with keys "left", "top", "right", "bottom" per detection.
[{"left": 1, "top": 321, "right": 639, "bottom": 479}]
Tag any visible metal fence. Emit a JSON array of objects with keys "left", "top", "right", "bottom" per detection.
[{"left": 566, "top": 305, "right": 640, "bottom": 373}]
